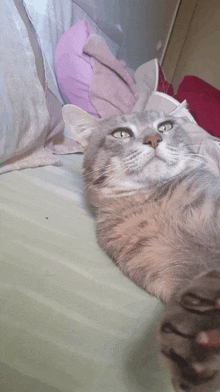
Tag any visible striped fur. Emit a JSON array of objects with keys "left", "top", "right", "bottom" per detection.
[
  {"left": 63, "top": 104, "right": 220, "bottom": 391},
  {"left": 79, "top": 109, "right": 220, "bottom": 303}
]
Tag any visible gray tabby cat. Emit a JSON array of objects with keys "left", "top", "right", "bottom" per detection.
[{"left": 62, "top": 101, "right": 220, "bottom": 392}]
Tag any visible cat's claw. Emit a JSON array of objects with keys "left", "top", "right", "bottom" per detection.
[{"left": 159, "top": 270, "right": 220, "bottom": 392}]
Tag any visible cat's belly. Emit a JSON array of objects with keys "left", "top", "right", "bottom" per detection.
[{"left": 96, "top": 193, "right": 220, "bottom": 303}]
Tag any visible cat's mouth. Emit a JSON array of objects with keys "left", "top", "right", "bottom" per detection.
[
  {"left": 124, "top": 152, "right": 170, "bottom": 176},
  {"left": 147, "top": 153, "right": 167, "bottom": 164}
]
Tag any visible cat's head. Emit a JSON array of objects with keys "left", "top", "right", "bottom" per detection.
[{"left": 62, "top": 102, "right": 202, "bottom": 199}]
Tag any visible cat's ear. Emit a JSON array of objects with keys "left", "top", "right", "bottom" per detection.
[
  {"left": 170, "top": 100, "right": 188, "bottom": 119},
  {"left": 62, "top": 105, "right": 99, "bottom": 149}
]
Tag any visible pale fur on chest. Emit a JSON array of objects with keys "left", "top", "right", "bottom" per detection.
[{"left": 94, "top": 176, "right": 220, "bottom": 303}]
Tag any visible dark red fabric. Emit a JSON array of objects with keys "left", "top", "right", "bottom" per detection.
[
  {"left": 157, "top": 65, "right": 174, "bottom": 96},
  {"left": 174, "top": 76, "right": 220, "bottom": 139},
  {"left": 157, "top": 70, "right": 220, "bottom": 139}
]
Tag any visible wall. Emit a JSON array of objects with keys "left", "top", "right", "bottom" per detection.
[
  {"left": 55, "top": 0, "right": 180, "bottom": 71},
  {"left": 168, "top": 0, "right": 220, "bottom": 91},
  {"left": 116, "top": 0, "right": 180, "bottom": 69}
]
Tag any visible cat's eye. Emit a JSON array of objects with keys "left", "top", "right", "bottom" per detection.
[
  {"left": 111, "top": 127, "right": 133, "bottom": 139},
  {"left": 158, "top": 122, "right": 173, "bottom": 132}
]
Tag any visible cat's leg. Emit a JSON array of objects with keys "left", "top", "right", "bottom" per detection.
[{"left": 158, "top": 270, "right": 220, "bottom": 392}]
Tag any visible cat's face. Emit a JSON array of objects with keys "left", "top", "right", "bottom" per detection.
[
  {"left": 84, "top": 111, "right": 194, "bottom": 191},
  {"left": 62, "top": 103, "right": 201, "bottom": 195}
]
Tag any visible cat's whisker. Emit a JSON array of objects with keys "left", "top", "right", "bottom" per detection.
[
  {"left": 184, "top": 150, "right": 205, "bottom": 156},
  {"left": 83, "top": 170, "right": 101, "bottom": 180},
  {"left": 84, "top": 165, "right": 124, "bottom": 189},
  {"left": 83, "top": 165, "right": 112, "bottom": 176},
  {"left": 184, "top": 151, "right": 205, "bottom": 156},
  {"left": 184, "top": 152, "right": 205, "bottom": 158},
  {"left": 167, "top": 146, "right": 178, "bottom": 152},
  {"left": 127, "top": 150, "right": 140, "bottom": 158},
  {"left": 84, "top": 169, "right": 112, "bottom": 189},
  {"left": 184, "top": 155, "right": 206, "bottom": 164},
  {"left": 84, "top": 164, "right": 116, "bottom": 177},
  {"left": 124, "top": 155, "right": 142, "bottom": 164},
  {"left": 185, "top": 144, "right": 209, "bottom": 147},
  {"left": 84, "top": 174, "right": 109, "bottom": 189},
  {"left": 184, "top": 155, "right": 204, "bottom": 160}
]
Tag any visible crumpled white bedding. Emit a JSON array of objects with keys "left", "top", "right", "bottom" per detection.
[
  {"left": 1, "top": 153, "right": 176, "bottom": 392},
  {"left": 0, "top": 0, "right": 121, "bottom": 174},
  {"left": 22, "top": 0, "right": 120, "bottom": 104}
]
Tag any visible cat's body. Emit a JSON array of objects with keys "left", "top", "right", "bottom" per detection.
[
  {"left": 93, "top": 168, "right": 220, "bottom": 302},
  {"left": 63, "top": 102, "right": 220, "bottom": 392},
  {"left": 81, "top": 108, "right": 220, "bottom": 303}
]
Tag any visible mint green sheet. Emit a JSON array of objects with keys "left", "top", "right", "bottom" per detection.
[{"left": 1, "top": 154, "right": 173, "bottom": 392}]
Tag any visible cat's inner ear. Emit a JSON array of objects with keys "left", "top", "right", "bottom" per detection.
[
  {"left": 62, "top": 105, "right": 99, "bottom": 149},
  {"left": 170, "top": 100, "right": 188, "bottom": 120}
]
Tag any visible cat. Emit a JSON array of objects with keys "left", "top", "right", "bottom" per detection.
[{"left": 62, "top": 101, "right": 220, "bottom": 392}]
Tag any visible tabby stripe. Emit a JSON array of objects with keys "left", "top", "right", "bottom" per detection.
[
  {"left": 123, "top": 237, "right": 152, "bottom": 263},
  {"left": 181, "top": 370, "right": 217, "bottom": 385},
  {"left": 161, "top": 322, "right": 195, "bottom": 339},
  {"left": 93, "top": 175, "right": 107, "bottom": 185},
  {"left": 161, "top": 349, "right": 189, "bottom": 368}
]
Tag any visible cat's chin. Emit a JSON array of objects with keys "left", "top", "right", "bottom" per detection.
[
  {"left": 131, "top": 163, "right": 182, "bottom": 188},
  {"left": 134, "top": 154, "right": 202, "bottom": 188}
]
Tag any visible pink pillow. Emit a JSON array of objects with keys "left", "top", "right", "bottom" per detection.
[{"left": 55, "top": 20, "right": 99, "bottom": 117}]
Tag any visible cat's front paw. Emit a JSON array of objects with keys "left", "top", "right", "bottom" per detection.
[{"left": 158, "top": 270, "right": 220, "bottom": 392}]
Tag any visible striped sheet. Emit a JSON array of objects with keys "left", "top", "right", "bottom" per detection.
[{"left": 1, "top": 155, "right": 172, "bottom": 392}]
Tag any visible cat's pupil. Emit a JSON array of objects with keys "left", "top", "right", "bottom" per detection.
[
  {"left": 111, "top": 127, "right": 133, "bottom": 139},
  {"left": 158, "top": 121, "right": 173, "bottom": 132}
]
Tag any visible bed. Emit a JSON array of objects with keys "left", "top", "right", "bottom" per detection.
[
  {"left": 1, "top": 1, "right": 220, "bottom": 391},
  {"left": 1, "top": 152, "right": 171, "bottom": 392}
]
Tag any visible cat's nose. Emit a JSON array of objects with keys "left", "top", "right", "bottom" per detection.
[{"left": 143, "top": 135, "right": 162, "bottom": 148}]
